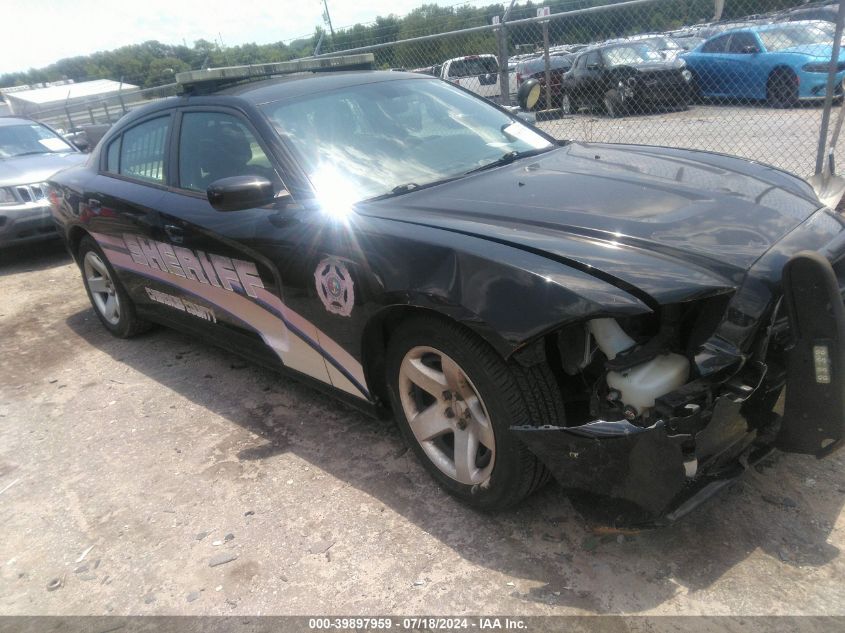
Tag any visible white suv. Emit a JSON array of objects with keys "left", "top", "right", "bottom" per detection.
[{"left": 439, "top": 55, "right": 504, "bottom": 100}]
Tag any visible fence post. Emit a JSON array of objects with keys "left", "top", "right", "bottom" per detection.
[
  {"left": 815, "top": 1, "right": 845, "bottom": 175},
  {"left": 118, "top": 77, "right": 127, "bottom": 115},
  {"left": 496, "top": 24, "right": 510, "bottom": 106},
  {"left": 542, "top": 20, "right": 551, "bottom": 110},
  {"left": 497, "top": 0, "right": 517, "bottom": 106},
  {"left": 64, "top": 91, "right": 73, "bottom": 131}
]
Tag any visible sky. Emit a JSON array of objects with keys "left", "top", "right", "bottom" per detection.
[{"left": 0, "top": 0, "right": 499, "bottom": 75}]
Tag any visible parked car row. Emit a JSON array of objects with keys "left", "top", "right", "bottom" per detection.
[
  {"left": 521, "top": 13, "right": 844, "bottom": 117},
  {"left": 414, "top": 3, "right": 843, "bottom": 118}
]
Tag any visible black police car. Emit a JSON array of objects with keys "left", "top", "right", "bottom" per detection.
[
  {"left": 49, "top": 54, "right": 845, "bottom": 523},
  {"left": 561, "top": 41, "right": 692, "bottom": 116}
]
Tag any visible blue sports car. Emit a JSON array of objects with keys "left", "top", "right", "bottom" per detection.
[{"left": 682, "top": 21, "right": 845, "bottom": 107}]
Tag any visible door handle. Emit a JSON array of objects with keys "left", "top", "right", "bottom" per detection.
[
  {"left": 164, "top": 224, "right": 185, "bottom": 244},
  {"left": 87, "top": 198, "right": 101, "bottom": 212}
]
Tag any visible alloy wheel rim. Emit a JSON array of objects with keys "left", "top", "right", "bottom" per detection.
[
  {"left": 83, "top": 251, "right": 120, "bottom": 325},
  {"left": 398, "top": 346, "right": 495, "bottom": 486}
]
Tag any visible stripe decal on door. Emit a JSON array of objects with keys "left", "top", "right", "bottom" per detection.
[{"left": 91, "top": 232, "right": 370, "bottom": 400}]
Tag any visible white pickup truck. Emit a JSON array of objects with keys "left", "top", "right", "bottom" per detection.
[{"left": 439, "top": 54, "right": 516, "bottom": 103}]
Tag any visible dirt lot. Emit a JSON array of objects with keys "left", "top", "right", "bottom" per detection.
[{"left": 1, "top": 241, "right": 844, "bottom": 617}]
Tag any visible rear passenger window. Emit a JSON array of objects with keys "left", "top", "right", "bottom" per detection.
[
  {"left": 119, "top": 116, "right": 169, "bottom": 183},
  {"left": 105, "top": 137, "right": 120, "bottom": 173}
]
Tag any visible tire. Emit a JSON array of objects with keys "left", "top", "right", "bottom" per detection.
[
  {"left": 768, "top": 69, "right": 799, "bottom": 108},
  {"left": 562, "top": 93, "right": 577, "bottom": 115},
  {"left": 78, "top": 235, "right": 151, "bottom": 338},
  {"left": 604, "top": 89, "right": 624, "bottom": 118},
  {"left": 688, "top": 71, "right": 703, "bottom": 104},
  {"left": 385, "top": 316, "right": 565, "bottom": 510}
]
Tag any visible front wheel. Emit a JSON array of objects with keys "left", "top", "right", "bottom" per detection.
[
  {"left": 78, "top": 235, "right": 151, "bottom": 338},
  {"left": 768, "top": 70, "right": 799, "bottom": 108},
  {"left": 562, "top": 93, "right": 577, "bottom": 115},
  {"left": 385, "top": 316, "right": 564, "bottom": 510},
  {"left": 604, "top": 89, "right": 624, "bottom": 118}
]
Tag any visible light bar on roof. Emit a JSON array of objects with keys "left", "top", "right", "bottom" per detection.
[{"left": 175, "top": 53, "right": 376, "bottom": 91}]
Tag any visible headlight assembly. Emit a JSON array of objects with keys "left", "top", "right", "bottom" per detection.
[
  {"left": 0, "top": 187, "right": 17, "bottom": 205},
  {"left": 803, "top": 63, "right": 831, "bottom": 73}
]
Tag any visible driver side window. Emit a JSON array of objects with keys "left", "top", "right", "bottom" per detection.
[
  {"left": 727, "top": 32, "right": 758, "bottom": 53},
  {"left": 702, "top": 34, "right": 730, "bottom": 53},
  {"left": 177, "top": 111, "right": 279, "bottom": 193}
]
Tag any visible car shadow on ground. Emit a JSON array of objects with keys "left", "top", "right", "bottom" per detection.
[
  {"left": 64, "top": 307, "right": 845, "bottom": 612},
  {"left": 0, "top": 239, "right": 70, "bottom": 276}
]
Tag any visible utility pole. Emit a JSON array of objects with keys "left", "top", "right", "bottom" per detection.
[{"left": 322, "top": 0, "right": 336, "bottom": 38}]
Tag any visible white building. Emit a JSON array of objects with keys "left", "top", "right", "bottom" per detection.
[{"left": 1, "top": 79, "right": 138, "bottom": 118}]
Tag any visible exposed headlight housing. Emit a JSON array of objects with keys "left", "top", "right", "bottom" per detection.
[
  {"left": 0, "top": 187, "right": 17, "bottom": 205},
  {"left": 681, "top": 70, "right": 692, "bottom": 82}
]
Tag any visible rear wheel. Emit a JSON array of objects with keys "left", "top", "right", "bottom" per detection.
[
  {"left": 768, "top": 69, "right": 799, "bottom": 108},
  {"left": 385, "top": 316, "right": 564, "bottom": 510},
  {"left": 78, "top": 236, "right": 151, "bottom": 338}
]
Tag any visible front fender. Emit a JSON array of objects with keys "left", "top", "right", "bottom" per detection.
[{"left": 358, "top": 216, "right": 651, "bottom": 358}]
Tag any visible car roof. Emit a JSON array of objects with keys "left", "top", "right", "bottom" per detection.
[
  {"left": 210, "top": 69, "right": 429, "bottom": 105},
  {"left": 722, "top": 20, "right": 828, "bottom": 34},
  {"left": 101, "top": 70, "right": 435, "bottom": 127},
  {"left": 0, "top": 116, "right": 39, "bottom": 127}
]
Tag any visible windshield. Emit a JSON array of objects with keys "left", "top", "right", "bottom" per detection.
[
  {"left": 0, "top": 123, "right": 73, "bottom": 159},
  {"left": 261, "top": 78, "right": 553, "bottom": 203},
  {"left": 603, "top": 43, "right": 664, "bottom": 66},
  {"left": 643, "top": 37, "right": 682, "bottom": 51},
  {"left": 758, "top": 26, "right": 831, "bottom": 51}
]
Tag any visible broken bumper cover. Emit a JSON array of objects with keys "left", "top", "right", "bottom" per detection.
[
  {"left": 513, "top": 251, "right": 845, "bottom": 525},
  {"left": 512, "top": 401, "right": 772, "bottom": 526}
]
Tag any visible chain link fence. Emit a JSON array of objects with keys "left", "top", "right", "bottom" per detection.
[
  {"left": 16, "top": 0, "right": 843, "bottom": 180},
  {"left": 316, "top": 0, "right": 843, "bottom": 179}
]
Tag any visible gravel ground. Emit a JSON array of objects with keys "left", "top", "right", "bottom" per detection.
[
  {"left": 536, "top": 103, "right": 830, "bottom": 179},
  {"left": 1, "top": 238, "right": 845, "bottom": 618}
]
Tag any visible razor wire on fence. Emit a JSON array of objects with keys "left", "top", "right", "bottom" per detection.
[
  {"left": 19, "top": 0, "right": 845, "bottom": 180},
  {"left": 20, "top": 82, "right": 179, "bottom": 135}
]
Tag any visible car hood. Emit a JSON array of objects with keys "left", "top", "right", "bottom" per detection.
[
  {"left": 615, "top": 58, "right": 686, "bottom": 73},
  {"left": 776, "top": 43, "right": 834, "bottom": 58},
  {"left": 0, "top": 152, "right": 86, "bottom": 187},
  {"left": 357, "top": 142, "right": 823, "bottom": 304}
]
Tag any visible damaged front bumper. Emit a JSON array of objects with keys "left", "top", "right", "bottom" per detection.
[
  {"left": 512, "top": 251, "right": 845, "bottom": 526},
  {"left": 512, "top": 396, "right": 775, "bottom": 526}
]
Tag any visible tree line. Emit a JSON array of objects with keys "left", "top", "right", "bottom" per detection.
[{"left": 1, "top": 0, "right": 801, "bottom": 90}]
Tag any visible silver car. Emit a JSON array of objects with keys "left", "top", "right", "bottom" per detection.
[{"left": 0, "top": 117, "right": 86, "bottom": 247}]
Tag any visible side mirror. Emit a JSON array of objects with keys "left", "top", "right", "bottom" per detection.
[
  {"left": 587, "top": 63, "right": 602, "bottom": 70},
  {"left": 206, "top": 175, "right": 278, "bottom": 212},
  {"left": 517, "top": 78, "right": 542, "bottom": 111},
  {"left": 741, "top": 45, "right": 760, "bottom": 54}
]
